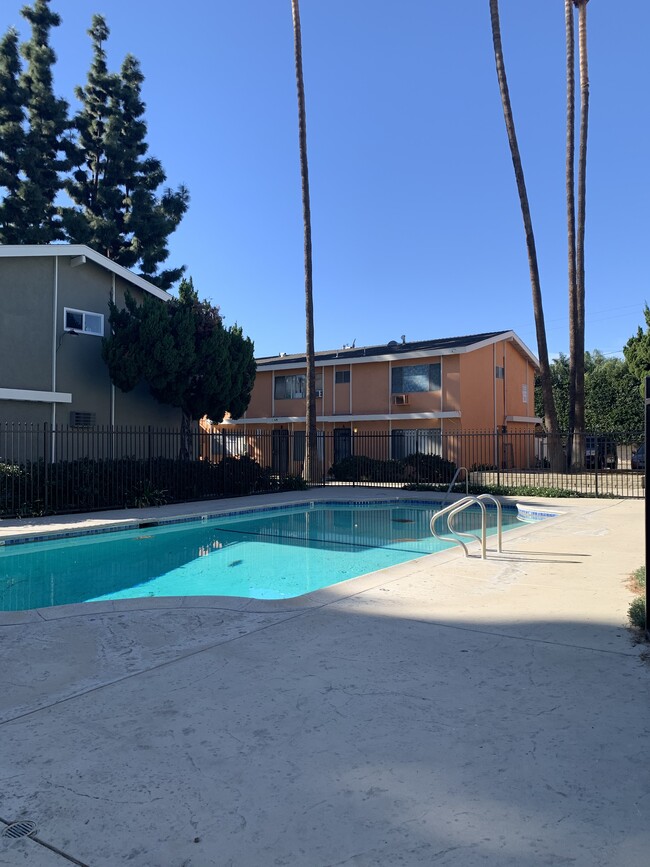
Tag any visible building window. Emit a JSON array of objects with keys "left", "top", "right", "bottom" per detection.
[
  {"left": 522, "top": 383, "right": 528, "bottom": 404},
  {"left": 274, "top": 374, "right": 305, "bottom": 400},
  {"left": 64, "top": 308, "right": 104, "bottom": 336},
  {"left": 495, "top": 366, "right": 505, "bottom": 379},
  {"left": 211, "top": 432, "right": 248, "bottom": 457},
  {"left": 275, "top": 374, "right": 322, "bottom": 399},
  {"left": 391, "top": 363, "right": 440, "bottom": 394},
  {"left": 391, "top": 428, "right": 442, "bottom": 460},
  {"left": 335, "top": 370, "right": 350, "bottom": 384}
]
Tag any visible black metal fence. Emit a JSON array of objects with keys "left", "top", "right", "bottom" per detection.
[{"left": 0, "top": 423, "right": 645, "bottom": 518}]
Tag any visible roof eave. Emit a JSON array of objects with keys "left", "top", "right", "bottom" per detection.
[{"left": 0, "top": 244, "right": 172, "bottom": 301}]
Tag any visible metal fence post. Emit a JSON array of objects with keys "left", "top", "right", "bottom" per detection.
[
  {"left": 496, "top": 429, "right": 501, "bottom": 488},
  {"left": 43, "top": 421, "right": 49, "bottom": 513},
  {"left": 148, "top": 425, "right": 153, "bottom": 489},
  {"left": 221, "top": 428, "right": 227, "bottom": 496},
  {"left": 643, "top": 376, "right": 650, "bottom": 638}
]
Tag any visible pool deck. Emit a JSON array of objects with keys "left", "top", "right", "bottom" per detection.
[{"left": 1, "top": 490, "right": 648, "bottom": 866}]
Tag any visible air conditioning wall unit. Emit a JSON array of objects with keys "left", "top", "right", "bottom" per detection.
[
  {"left": 315, "top": 389, "right": 323, "bottom": 398},
  {"left": 392, "top": 394, "right": 409, "bottom": 406}
]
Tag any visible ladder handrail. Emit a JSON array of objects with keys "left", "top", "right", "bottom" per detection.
[
  {"left": 430, "top": 493, "right": 503, "bottom": 559},
  {"left": 430, "top": 495, "right": 484, "bottom": 558},
  {"left": 448, "top": 497, "right": 488, "bottom": 559},
  {"left": 442, "top": 466, "right": 469, "bottom": 503},
  {"left": 474, "top": 493, "right": 502, "bottom": 553}
]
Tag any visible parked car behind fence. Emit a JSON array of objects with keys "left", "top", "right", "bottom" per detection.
[
  {"left": 584, "top": 436, "right": 618, "bottom": 470},
  {"left": 631, "top": 442, "right": 645, "bottom": 471}
]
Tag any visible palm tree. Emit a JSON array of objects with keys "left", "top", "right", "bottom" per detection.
[
  {"left": 291, "top": 0, "right": 318, "bottom": 483},
  {"left": 488, "top": 0, "right": 562, "bottom": 465},
  {"left": 574, "top": 0, "right": 590, "bottom": 466},
  {"left": 565, "top": 0, "right": 578, "bottom": 468}
]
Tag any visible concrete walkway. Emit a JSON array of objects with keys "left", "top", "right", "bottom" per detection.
[{"left": 0, "top": 491, "right": 648, "bottom": 866}]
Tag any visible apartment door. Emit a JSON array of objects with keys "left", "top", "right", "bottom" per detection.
[
  {"left": 272, "top": 429, "right": 289, "bottom": 475},
  {"left": 333, "top": 428, "right": 352, "bottom": 464}
]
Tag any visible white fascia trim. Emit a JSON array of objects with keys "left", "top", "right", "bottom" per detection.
[
  {"left": 259, "top": 352, "right": 452, "bottom": 371},
  {"left": 0, "top": 244, "right": 172, "bottom": 302},
  {"left": 0, "top": 388, "right": 72, "bottom": 403},
  {"left": 220, "top": 411, "right": 461, "bottom": 425},
  {"left": 506, "top": 415, "right": 542, "bottom": 424}
]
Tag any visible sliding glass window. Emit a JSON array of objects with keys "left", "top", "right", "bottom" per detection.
[{"left": 391, "top": 363, "right": 441, "bottom": 393}]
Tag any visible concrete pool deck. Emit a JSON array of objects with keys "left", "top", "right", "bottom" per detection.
[{"left": 0, "top": 490, "right": 648, "bottom": 865}]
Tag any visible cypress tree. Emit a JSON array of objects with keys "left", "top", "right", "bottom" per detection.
[
  {"left": 226, "top": 324, "right": 257, "bottom": 421},
  {"left": 0, "top": 28, "right": 26, "bottom": 243},
  {"left": 19, "top": 0, "right": 70, "bottom": 243},
  {"left": 102, "top": 280, "right": 256, "bottom": 457}
]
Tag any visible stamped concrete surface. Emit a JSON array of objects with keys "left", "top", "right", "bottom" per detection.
[{"left": 1, "top": 492, "right": 649, "bottom": 866}]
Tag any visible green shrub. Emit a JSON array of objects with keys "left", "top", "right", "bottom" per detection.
[
  {"left": 126, "top": 481, "right": 169, "bottom": 508},
  {"left": 0, "top": 454, "right": 276, "bottom": 517},
  {"left": 329, "top": 452, "right": 457, "bottom": 485},
  {"left": 0, "top": 462, "right": 22, "bottom": 477},
  {"left": 278, "top": 474, "right": 308, "bottom": 492},
  {"left": 400, "top": 453, "right": 457, "bottom": 483},
  {"left": 220, "top": 455, "right": 272, "bottom": 496},
  {"left": 631, "top": 566, "right": 646, "bottom": 592},
  {"left": 628, "top": 597, "right": 646, "bottom": 631},
  {"left": 403, "top": 482, "right": 584, "bottom": 498},
  {"left": 329, "top": 455, "right": 400, "bottom": 482}
]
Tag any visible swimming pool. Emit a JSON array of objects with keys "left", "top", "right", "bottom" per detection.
[{"left": 0, "top": 501, "right": 522, "bottom": 611}]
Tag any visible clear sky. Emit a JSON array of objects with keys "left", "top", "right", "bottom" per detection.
[{"left": 1, "top": 1, "right": 648, "bottom": 360}]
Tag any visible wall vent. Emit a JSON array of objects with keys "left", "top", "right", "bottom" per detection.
[
  {"left": 70, "top": 411, "right": 96, "bottom": 428},
  {"left": 392, "top": 394, "right": 409, "bottom": 406}
]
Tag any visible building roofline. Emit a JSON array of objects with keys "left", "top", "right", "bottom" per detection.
[
  {"left": 0, "top": 244, "right": 172, "bottom": 301},
  {"left": 256, "top": 330, "right": 539, "bottom": 370}
]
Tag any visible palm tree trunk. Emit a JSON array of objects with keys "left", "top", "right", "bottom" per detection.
[
  {"left": 489, "top": 0, "right": 562, "bottom": 468},
  {"left": 291, "top": 0, "right": 318, "bottom": 484},
  {"left": 574, "top": 0, "right": 590, "bottom": 466},
  {"left": 566, "top": 0, "right": 578, "bottom": 469}
]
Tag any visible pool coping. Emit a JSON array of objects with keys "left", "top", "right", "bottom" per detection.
[{"left": 0, "top": 491, "right": 563, "bottom": 624}]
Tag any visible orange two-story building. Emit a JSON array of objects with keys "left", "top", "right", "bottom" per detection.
[{"left": 212, "top": 331, "right": 541, "bottom": 473}]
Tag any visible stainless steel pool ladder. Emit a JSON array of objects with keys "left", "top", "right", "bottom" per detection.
[
  {"left": 430, "top": 494, "right": 503, "bottom": 560},
  {"left": 442, "top": 466, "right": 469, "bottom": 503}
]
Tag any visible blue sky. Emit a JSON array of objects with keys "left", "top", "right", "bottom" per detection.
[{"left": 1, "top": 1, "right": 648, "bottom": 360}]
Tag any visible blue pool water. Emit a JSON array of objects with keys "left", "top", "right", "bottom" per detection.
[{"left": 0, "top": 502, "right": 521, "bottom": 610}]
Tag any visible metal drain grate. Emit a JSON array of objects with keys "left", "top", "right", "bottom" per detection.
[{"left": 2, "top": 820, "right": 37, "bottom": 842}]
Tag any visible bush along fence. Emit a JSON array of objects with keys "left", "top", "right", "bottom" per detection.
[{"left": 0, "top": 423, "right": 645, "bottom": 518}]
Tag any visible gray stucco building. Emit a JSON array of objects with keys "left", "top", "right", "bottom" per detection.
[{"left": 0, "top": 244, "right": 179, "bottom": 431}]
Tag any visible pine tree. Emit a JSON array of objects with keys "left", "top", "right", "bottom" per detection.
[
  {"left": 19, "top": 0, "right": 70, "bottom": 243},
  {"left": 116, "top": 54, "right": 189, "bottom": 289},
  {"left": 0, "top": 28, "right": 26, "bottom": 243},
  {"left": 66, "top": 33, "right": 188, "bottom": 289},
  {"left": 63, "top": 14, "right": 122, "bottom": 252}
]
